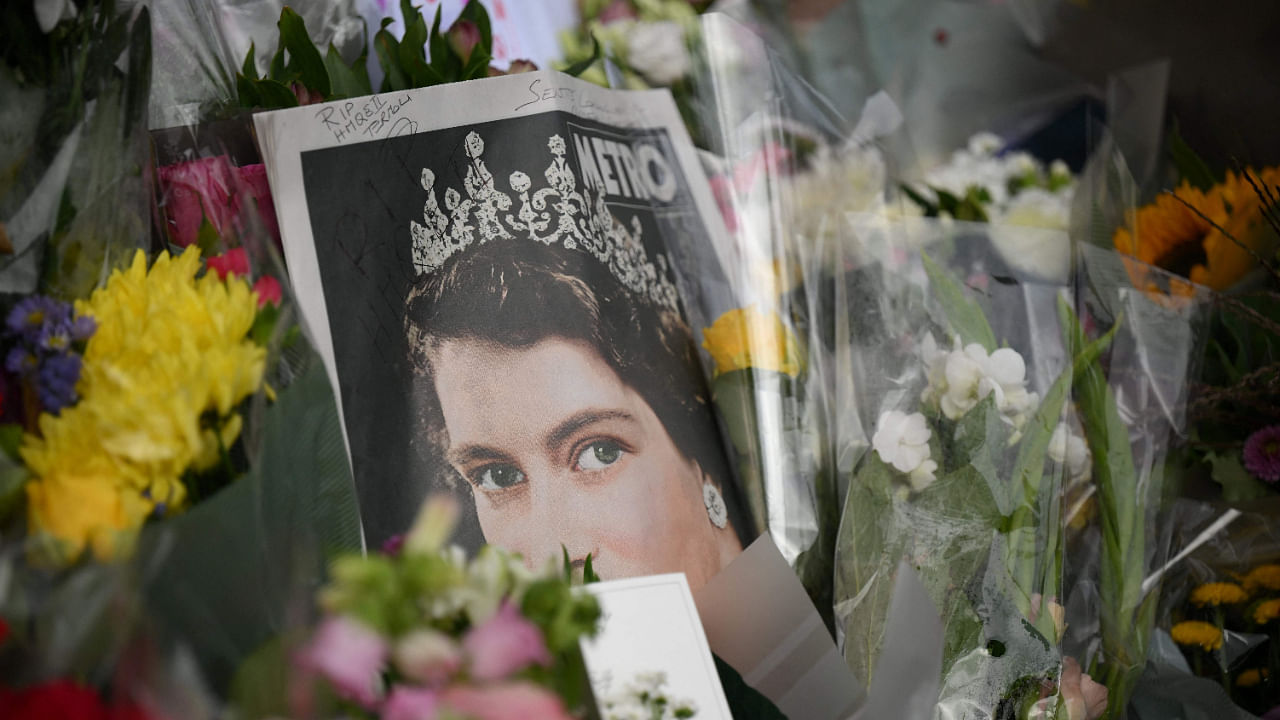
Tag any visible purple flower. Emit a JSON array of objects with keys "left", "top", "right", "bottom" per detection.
[
  {"left": 1244, "top": 425, "right": 1280, "bottom": 483},
  {"left": 37, "top": 353, "right": 81, "bottom": 414},
  {"left": 5, "top": 348, "right": 36, "bottom": 374},
  {"left": 69, "top": 315, "right": 97, "bottom": 342},
  {"left": 381, "top": 534, "right": 405, "bottom": 556},
  {"left": 5, "top": 296, "right": 69, "bottom": 342},
  {"left": 462, "top": 601, "right": 551, "bottom": 681},
  {"left": 37, "top": 322, "right": 71, "bottom": 353},
  {"left": 383, "top": 686, "right": 440, "bottom": 720},
  {"left": 294, "top": 616, "right": 388, "bottom": 708}
]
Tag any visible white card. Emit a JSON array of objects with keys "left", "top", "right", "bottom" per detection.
[{"left": 581, "top": 574, "right": 733, "bottom": 720}]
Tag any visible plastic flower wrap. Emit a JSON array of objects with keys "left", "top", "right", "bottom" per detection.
[{"left": 19, "top": 248, "right": 265, "bottom": 562}]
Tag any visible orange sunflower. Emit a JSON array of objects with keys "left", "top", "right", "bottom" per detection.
[{"left": 1113, "top": 168, "right": 1280, "bottom": 292}]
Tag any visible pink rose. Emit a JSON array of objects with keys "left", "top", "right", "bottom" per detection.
[
  {"left": 158, "top": 156, "right": 239, "bottom": 248},
  {"left": 597, "top": 0, "right": 637, "bottom": 24},
  {"left": 462, "top": 601, "right": 551, "bottom": 681},
  {"left": 1060, "top": 656, "right": 1107, "bottom": 720},
  {"left": 294, "top": 616, "right": 387, "bottom": 708},
  {"left": 207, "top": 248, "right": 250, "bottom": 280},
  {"left": 441, "top": 682, "right": 573, "bottom": 720},
  {"left": 383, "top": 686, "right": 440, "bottom": 720},
  {"left": 157, "top": 158, "right": 281, "bottom": 249},
  {"left": 236, "top": 164, "right": 281, "bottom": 246},
  {"left": 253, "top": 275, "right": 283, "bottom": 308}
]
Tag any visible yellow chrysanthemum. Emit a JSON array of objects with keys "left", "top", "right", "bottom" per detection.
[
  {"left": 702, "top": 305, "right": 804, "bottom": 378},
  {"left": 1170, "top": 620, "right": 1223, "bottom": 651},
  {"left": 21, "top": 247, "right": 265, "bottom": 562},
  {"left": 1113, "top": 168, "right": 1280, "bottom": 292},
  {"left": 1242, "top": 564, "right": 1280, "bottom": 593},
  {"left": 1236, "top": 668, "right": 1269, "bottom": 688},
  {"left": 1190, "top": 581, "right": 1249, "bottom": 607},
  {"left": 1255, "top": 598, "right": 1280, "bottom": 625}
]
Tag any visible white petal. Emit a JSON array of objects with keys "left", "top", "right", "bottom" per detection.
[
  {"left": 986, "top": 347, "right": 1027, "bottom": 385},
  {"left": 908, "top": 459, "right": 938, "bottom": 491},
  {"left": 901, "top": 412, "right": 932, "bottom": 445}
]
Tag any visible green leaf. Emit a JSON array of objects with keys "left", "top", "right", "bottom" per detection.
[
  {"left": 900, "top": 183, "right": 941, "bottom": 217},
  {"left": 277, "top": 7, "right": 330, "bottom": 97},
  {"left": 922, "top": 252, "right": 997, "bottom": 351},
  {"left": 374, "top": 30, "right": 409, "bottom": 92},
  {"left": 582, "top": 553, "right": 599, "bottom": 584},
  {"left": 323, "top": 44, "right": 371, "bottom": 99},
  {"left": 195, "top": 216, "right": 222, "bottom": 256},
  {"left": 1167, "top": 122, "right": 1219, "bottom": 192},
  {"left": 0, "top": 461, "right": 29, "bottom": 525},
  {"left": 1057, "top": 302, "right": 1147, "bottom": 716},
  {"left": 461, "top": 47, "right": 491, "bottom": 81},
  {"left": 249, "top": 302, "right": 281, "bottom": 348},
  {"left": 1206, "top": 451, "right": 1272, "bottom": 503},
  {"left": 268, "top": 44, "right": 286, "bottom": 81},
  {"left": 835, "top": 453, "right": 901, "bottom": 685},
  {"left": 457, "top": 0, "right": 493, "bottom": 57},
  {"left": 236, "top": 73, "right": 262, "bottom": 108},
  {"left": 427, "top": 4, "right": 449, "bottom": 73},
  {"left": 252, "top": 78, "right": 300, "bottom": 109},
  {"left": 0, "top": 424, "right": 25, "bottom": 463},
  {"left": 563, "top": 37, "right": 602, "bottom": 78},
  {"left": 241, "top": 41, "right": 259, "bottom": 80}
]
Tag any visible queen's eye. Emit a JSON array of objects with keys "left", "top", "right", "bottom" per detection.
[
  {"left": 576, "top": 440, "right": 624, "bottom": 471},
  {"left": 472, "top": 464, "right": 527, "bottom": 491}
]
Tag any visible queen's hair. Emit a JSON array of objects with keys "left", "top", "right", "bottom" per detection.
[{"left": 403, "top": 239, "right": 746, "bottom": 535}]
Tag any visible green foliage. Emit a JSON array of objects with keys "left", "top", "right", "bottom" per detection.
[
  {"left": 238, "top": 1, "right": 506, "bottom": 110},
  {"left": 901, "top": 184, "right": 991, "bottom": 222},
  {"left": 836, "top": 452, "right": 900, "bottom": 686},
  {"left": 1206, "top": 450, "right": 1272, "bottom": 503},
  {"left": 922, "top": 252, "right": 998, "bottom": 351}
]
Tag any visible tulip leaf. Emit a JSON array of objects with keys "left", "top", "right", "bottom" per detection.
[
  {"left": 252, "top": 78, "right": 300, "bottom": 109},
  {"left": 374, "top": 29, "right": 409, "bottom": 92},
  {"left": 241, "top": 41, "right": 259, "bottom": 80},
  {"left": 922, "top": 251, "right": 997, "bottom": 351},
  {"left": 278, "top": 7, "right": 330, "bottom": 97},
  {"left": 1206, "top": 450, "right": 1271, "bottom": 503},
  {"left": 324, "top": 43, "right": 371, "bottom": 99},
  {"left": 563, "top": 37, "right": 602, "bottom": 79}
]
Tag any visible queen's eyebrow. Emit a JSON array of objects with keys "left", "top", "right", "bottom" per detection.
[
  {"left": 544, "top": 408, "right": 638, "bottom": 451},
  {"left": 446, "top": 443, "right": 512, "bottom": 467}
]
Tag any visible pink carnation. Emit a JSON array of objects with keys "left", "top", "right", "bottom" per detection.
[
  {"left": 1244, "top": 425, "right": 1280, "bottom": 483},
  {"left": 462, "top": 601, "right": 551, "bottom": 681},
  {"left": 294, "top": 616, "right": 387, "bottom": 708},
  {"left": 253, "top": 275, "right": 283, "bottom": 308},
  {"left": 441, "top": 682, "right": 573, "bottom": 720},
  {"left": 207, "top": 248, "right": 250, "bottom": 280},
  {"left": 383, "top": 686, "right": 440, "bottom": 720}
]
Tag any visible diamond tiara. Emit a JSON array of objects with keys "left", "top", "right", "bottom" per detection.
[{"left": 410, "top": 131, "right": 680, "bottom": 312}]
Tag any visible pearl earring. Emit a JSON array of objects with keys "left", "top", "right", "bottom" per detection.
[{"left": 703, "top": 482, "right": 727, "bottom": 529}]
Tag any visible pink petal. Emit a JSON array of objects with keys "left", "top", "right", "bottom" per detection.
[
  {"left": 294, "top": 616, "right": 387, "bottom": 708},
  {"left": 384, "top": 686, "right": 440, "bottom": 720},
  {"left": 462, "top": 601, "right": 551, "bottom": 681},
  {"left": 441, "top": 682, "right": 573, "bottom": 720}
]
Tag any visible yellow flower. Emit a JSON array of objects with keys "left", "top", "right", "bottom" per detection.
[
  {"left": 21, "top": 247, "right": 266, "bottom": 562},
  {"left": 1243, "top": 564, "right": 1280, "bottom": 593},
  {"left": 1170, "top": 620, "right": 1223, "bottom": 651},
  {"left": 702, "top": 305, "right": 804, "bottom": 378},
  {"left": 1236, "top": 668, "right": 1269, "bottom": 688},
  {"left": 1113, "top": 168, "right": 1280, "bottom": 292},
  {"left": 1189, "top": 581, "right": 1249, "bottom": 607},
  {"left": 1255, "top": 598, "right": 1280, "bottom": 625}
]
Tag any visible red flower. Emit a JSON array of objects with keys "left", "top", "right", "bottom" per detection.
[
  {"left": 253, "top": 275, "right": 283, "bottom": 308},
  {"left": 207, "top": 248, "right": 250, "bottom": 280},
  {"left": 0, "top": 616, "right": 8, "bottom": 646},
  {"left": 0, "top": 680, "right": 107, "bottom": 720},
  {"left": 157, "top": 158, "right": 281, "bottom": 249}
]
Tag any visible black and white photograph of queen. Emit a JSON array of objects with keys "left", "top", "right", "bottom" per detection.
[{"left": 284, "top": 118, "right": 752, "bottom": 591}]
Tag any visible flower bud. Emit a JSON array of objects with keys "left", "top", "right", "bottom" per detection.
[{"left": 448, "top": 19, "right": 481, "bottom": 64}]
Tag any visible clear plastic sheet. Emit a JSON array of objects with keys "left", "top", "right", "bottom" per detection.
[{"left": 0, "top": 2, "right": 363, "bottom": 713}]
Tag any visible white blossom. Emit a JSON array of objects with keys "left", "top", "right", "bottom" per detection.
[
  {"left": 1048, "top": 422, "right": 1091, "bottom": 482},
  {"left": 872, "top": 410, "right": 937, "bottom": 490},
  {"left": 34, "top": 0, "right": 76, "bottom": 33},
  {"left": 625, "top": 21, "right": 691, "bottom": 85},
  {"left": 989, "top": 187, "right": 1074, "bottom": 282},
  {"left": 921, "top": 335, "right": 1038, "bottom": 430}
]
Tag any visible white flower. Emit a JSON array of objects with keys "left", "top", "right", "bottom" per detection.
[
  {"left": 625, "top": 21, "right": 691, "bottom": 85},
  {"left": 393, "top": 629, "right": 462, "bottom": 685},
  {"left": 872, "top": 410, "right": 936, "bottom": 490},
  {"left": 1048, "top": 423, "right": 1091, "bottom": 482},
  {"left": 34, "top": 0, "right": 76, "bottom": 33},
  {"left": 989, "top": 187, "right": 1074, "bottom": 282},
  {"left": 921, "top": 336, "right": 1038, "bottom": 430}
]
